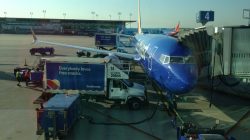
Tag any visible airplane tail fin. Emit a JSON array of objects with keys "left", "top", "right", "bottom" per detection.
[
  {"left": 30, "top": 28, "right": 38, "bottom": 43},
  {"left": 168, "top": 22, "right": 180, "bottom": 36},
  {"left": 137, "top": 0, "right": 142, "bottom": 34},
  {"left": 174, "top": 22, "right": 180, "bottom": 33}
]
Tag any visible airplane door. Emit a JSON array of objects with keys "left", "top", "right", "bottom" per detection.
[{"left": 148, "top": 46, "right": 158, "bottom": 71}]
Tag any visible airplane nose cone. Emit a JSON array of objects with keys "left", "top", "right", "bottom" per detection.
[
  {"left": 167, "top": 64, "right": 198, "bottom": 94},
  {"left": 178, "top": 77, "right": 197, "bottom": 93}
]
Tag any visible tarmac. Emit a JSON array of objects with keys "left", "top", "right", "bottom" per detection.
[{"left": 0, "top": 34, "right": 249, "bottom": 140}]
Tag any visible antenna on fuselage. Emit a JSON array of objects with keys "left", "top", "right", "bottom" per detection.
[{"left": 137, "top": 0, "right": 142, "bottom": 34}]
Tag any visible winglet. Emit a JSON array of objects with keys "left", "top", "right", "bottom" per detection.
[{"left": 31, "top": 28, "right": 37, "bottom": 43}]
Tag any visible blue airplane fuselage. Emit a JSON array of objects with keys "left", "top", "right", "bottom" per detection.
[{"left": 133, "top": 34, "right": 198, "bottom": 95}]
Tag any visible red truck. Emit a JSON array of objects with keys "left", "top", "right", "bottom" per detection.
[{"left": 30, "top": 47, "right": 54, "bottom": 55}]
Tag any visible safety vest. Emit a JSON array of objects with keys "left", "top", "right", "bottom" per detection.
[{"left": 16, "top": 71, "right": 21, "bottom": 78}]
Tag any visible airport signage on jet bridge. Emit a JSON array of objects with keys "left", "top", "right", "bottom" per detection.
[
  {"left": 95, "top": 34, "right": 117, "bottom": 46},
  {"left": 196, "top": 11, "right": 214, "bottom": 25}
]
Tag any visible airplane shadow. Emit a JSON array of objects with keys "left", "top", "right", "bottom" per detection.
[
  {"left": 53, "top": 54, "right": 70, "bottom": 57},
  {"left": 0, "top": 71, "right": 15, "bottom": 81},
  {"left": 80, "top": 96, "right": 160, "bottom": 112},
  {"left": 0, "top": 64, "right": 18, "bottom": 66},
  {"left": 33, "top": 54, "right": 68, "bottom": 57}
]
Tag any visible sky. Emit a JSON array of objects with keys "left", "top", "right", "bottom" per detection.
[{"left": 0, "top": 0, "right": 250, "bottom": 28}]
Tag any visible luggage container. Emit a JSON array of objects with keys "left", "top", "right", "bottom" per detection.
[
  {"left": 36, "top": 94, "right": 80, "bottom": 140},
  {"left": 28, "top": 71, "right": 43, "bottom": 86}
]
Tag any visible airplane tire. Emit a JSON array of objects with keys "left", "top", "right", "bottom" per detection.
[
  {"left": 86, "top": 52, "right": 91, "bottom": 57},
  {"left": 128, "top": 98, "right": 141, "bottom": 110}
]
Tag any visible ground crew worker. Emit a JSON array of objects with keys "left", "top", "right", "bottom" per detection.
[
  {"left": 24, "top": 69, "right": 31, "bottom": 86},
  {"left": 16, "top": 69, "right": 22, "bottom": 86}
]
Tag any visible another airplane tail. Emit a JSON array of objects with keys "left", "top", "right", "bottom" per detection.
[
  {"left": 174, "top": 22, "right": 180, "bottom": 33},
  {"left": 168, "top": 22, "right": 180, "bottom": 36},
  {"left": 31, "top": 28, "right": 38, "bottom": 43}
]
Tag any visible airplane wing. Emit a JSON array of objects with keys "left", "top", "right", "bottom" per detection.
[{"left": 31, "top": 29, "right": 136, "bottom": 60}]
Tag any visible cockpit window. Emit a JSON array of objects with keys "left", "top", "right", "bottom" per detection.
[
  {"left": 160, "top": 54, "right": 166, "bottom": 63},
  {"left": 160, "top": 54, "right": 170, "bottom": 64},
  {"left": 160, "top": 54, "right": 195, "bottom": 64},
  {"left": 164, "top": 56, "right": 170, "bottom": 64},
  {"left": 184, "top": 56, "right": 195, "bottom": 63},
  {"left": 170, "top": 57, "right": 184, "bottom": 63}
]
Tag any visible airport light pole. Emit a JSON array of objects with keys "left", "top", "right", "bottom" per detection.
[
  {"left": 42, "top": 10, "right": 46, "bottom": 18},
  {"left": 4, "top": 11, "right": 7, "bottom": 18},
  {"left": 30, "top": 12, "right": 33, "bottom": 18},
  {"left": 63, "top": 13, "right": 66, "bottom": 19},
  {"left": 91, "top": 11, "right": 95, "bottom": 20},
  {"left": 118, "top": 12, "right": 121, "bottom": 20}
]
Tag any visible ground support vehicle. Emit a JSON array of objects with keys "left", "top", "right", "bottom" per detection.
[
  {"left": 30, "top": 47, "right": 54, "bottom": 55},
  {"left": 42, "top": 57, "right": 147, "bottom": 110},
  {"left": 36, "top": 94, "right": 80, "bottom": 140},
  {"left": 176, "top": 122, "right": 234, "bottom": 140},
  {"left": 27, "top": 71, "right": 43, "bottom": 86}
]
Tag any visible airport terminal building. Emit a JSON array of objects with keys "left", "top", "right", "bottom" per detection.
[{"left": 0, "top": 17, "right": 135, "bottom": 35}]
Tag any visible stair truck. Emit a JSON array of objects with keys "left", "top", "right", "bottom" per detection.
[{"left": 41, "top": 56, "right": 147, "bottom": 110}]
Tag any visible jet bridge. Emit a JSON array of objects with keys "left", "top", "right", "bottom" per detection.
[
  {"left": 179, "top": 26, "right": 250, "bottom": 79},
  {"left": 179, "top": 25, "right": 250, "bottom": 98},
  {"left": 178, "top": 27, "right": 213, "bottom": 75},
  {"left": 222, "top": 26, "right": 250, "bottom": 77}
]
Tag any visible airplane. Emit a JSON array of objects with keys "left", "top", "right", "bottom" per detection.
[{"left": 31, "top": 0, "right": 198, "bottom": 108}]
